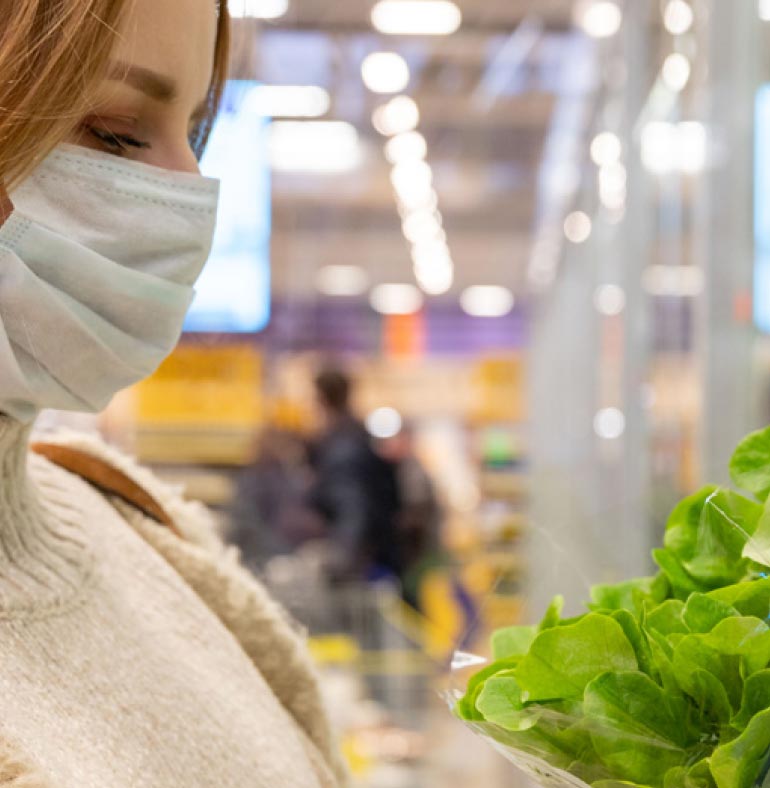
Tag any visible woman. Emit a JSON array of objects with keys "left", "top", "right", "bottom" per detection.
[{"left": 0, "top": 1, "right": 346, "bottom": 785}]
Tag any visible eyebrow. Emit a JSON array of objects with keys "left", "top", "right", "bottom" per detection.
[
  {"left": 108, "top": 61, "right": 209, "bottom": 121},
  {"left": 110, "top": 62, "right": 178, "bottom": 102}
]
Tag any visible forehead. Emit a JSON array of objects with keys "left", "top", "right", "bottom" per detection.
[{"left": 113, "top": 0, "right": 217, "bottom": 100}]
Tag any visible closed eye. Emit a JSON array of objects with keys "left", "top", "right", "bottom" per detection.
[{"left": 86, "top": 125, "right": 152, "bottom": 155}]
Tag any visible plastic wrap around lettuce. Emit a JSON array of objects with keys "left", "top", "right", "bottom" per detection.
[{"left": 454, "top": 427, "right": 770, "bottom": 788}]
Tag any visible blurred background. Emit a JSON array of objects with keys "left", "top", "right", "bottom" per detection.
[{"left": 36, "top": 0, "right": 770, "bottom": 785}]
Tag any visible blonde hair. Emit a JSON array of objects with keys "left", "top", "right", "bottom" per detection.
[{"left": 0, "top": 1, "right": 230, "bottom": 190}]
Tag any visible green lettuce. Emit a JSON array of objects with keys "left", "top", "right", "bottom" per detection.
[{"left": 456, "top": 426, "right": 770, "bottom": 787}]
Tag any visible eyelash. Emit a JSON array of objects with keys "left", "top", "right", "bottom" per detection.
[{"left": 86, "top": 125, "right": 151, "bottom": 155}]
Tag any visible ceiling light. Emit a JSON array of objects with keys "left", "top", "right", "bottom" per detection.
[
  {"left": 574, "top": 1, "right": 623, "bottom": 38},
  {"left": 385, "top": 131, "right": 428, "bottom": 165},
  {"left": 372, "top": 96, "right": 420, "bottom": 136},
  {"left": 362, "top": 52, "right": 411, "bottom": 94},
  {"left": 391, "top": 159, "right": 433, "bottom": 202},
  {"left": 228, "top": 0, "right": 289, "bottom": 19},
  {"left": 366, "top": 407, "right": 403, "bottom": 439},
  {"left": 397, "top": 186, "right": 438, "bottom": 213},
  {"left": 760, "top": 0, "right": 770, "bottom": 21},
  {"left": 590, "top": 132, "right": 622, "bottom": 167},
  {"left": 641, "top": 121, "right": 677, "bottom": 174},
  {"left": 246, "top": 85, "right": 330, "bottom": 118},
  {"left": 269, "top": 121, "right": 361, "bottom": 172},
  {"left": 663, "top": 0, "right": 694, "bottom": 35},
  {"left": 641, "top": 121, "right": 707, "bottom": 175},
  {"left": 678, "top": 122, "right": 707, "bottom": 173},
  {"left": 662, "top": 53, "right": 692, "bottom": 92},
  {"left": 460, "top": 286, "right": 515, "bottom": 318},
  {"left": 594, "top": 284, "right": 626, "bottom": 316},
  {"left": 642, "top": 265, "right": 704, "bottom": 297},
  {"left": 412, "top": 239, "right": 451, "bottom": 268},
  {"left": 599, "top": 162, "right": 627, "bottom": 211},
  {"left": 594, "top": 408, "right": 626, "bottom": 440},
  {"left": 415, "top": 263, "right": 454, "bottom": 295},
  {"left": 402, "top": 211, "right": 444, "bottom": 245},
  {"left": 564, "top": 211, "right": 592, "bottom": 244},
  {"left": 370, "top": 283, "right": 424, "bottom": 314},
  {"left": 315, "top": 265, "right": 369, "bottom": 296},
  {"left": 371, "top": 0, "right": 462, "bottom": 35}
]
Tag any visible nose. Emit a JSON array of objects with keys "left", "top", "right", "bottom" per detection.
[
  {"left": 147, "top": 141, "right": 201, "bottom": 175},
  {"left": 166, "top": 145, "right": 201, "bottom": 175}
]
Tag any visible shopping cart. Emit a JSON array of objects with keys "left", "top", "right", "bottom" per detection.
[{"left": 261, "top": 550, "right": 436, "bottom": 786}]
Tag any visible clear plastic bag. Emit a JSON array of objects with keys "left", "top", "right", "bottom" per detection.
[
  {"left": 445, "top": 652, "right": 593, "bottom": 787},
  {"left": 448, "top": 646, "right": 770, "bottom": 788},
  {"left": 443, "top": 427, "right": 770, "bottom": 788}
]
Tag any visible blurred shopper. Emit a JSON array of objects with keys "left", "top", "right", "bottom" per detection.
[
  {"left": 309, "top": 368, "right": 403, "bottom": 582},
  {"left": 0, "top": 1, "right": 345, "bottom": 785},
  {"left": 229, "top": 426, "right": 326, "bottom": 570},
  {"left": 379, "top": 423, "right": 444, "bottom": 610}
]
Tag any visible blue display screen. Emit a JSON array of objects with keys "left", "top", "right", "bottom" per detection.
[
  {"left": 184, "top": 80, "right": 272, "bottom": 333},
  {"left": 755, "top": 84, "right": 770, "bottom": 333}
]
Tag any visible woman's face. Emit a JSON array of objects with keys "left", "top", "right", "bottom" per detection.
[{"left": 68, "top": 0, "right": 218, "bottom": 174}]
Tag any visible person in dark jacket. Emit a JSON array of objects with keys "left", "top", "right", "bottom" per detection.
[{"left": 308, "top": 368, "right": 402, "bottom": 581}]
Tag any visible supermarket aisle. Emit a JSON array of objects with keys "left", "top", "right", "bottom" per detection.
[
  {"left": 344, "top": 678, "right": 522, "bottom": 788},
  {"left": 420, "top": 703, "right": 523, "bottom": 788}
]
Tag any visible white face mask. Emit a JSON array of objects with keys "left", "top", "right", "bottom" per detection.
[{"left": 0, "top": 144, "right": 219, "bottom": 423}]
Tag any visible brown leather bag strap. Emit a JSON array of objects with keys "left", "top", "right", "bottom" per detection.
[{"left": 30, "top": 442, "right": 181, "bottom": 537}]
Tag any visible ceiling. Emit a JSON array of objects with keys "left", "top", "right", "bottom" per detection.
[{"left": 228, "top": 0, "right": 598, "bottom": 300}]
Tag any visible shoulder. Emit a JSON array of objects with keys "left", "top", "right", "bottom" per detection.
[
  {"left": 29, "top": 430, "right": 349, "bottom": 786},
  {"left": 30, "top": 429, "right": 227, "bottom": 557}
]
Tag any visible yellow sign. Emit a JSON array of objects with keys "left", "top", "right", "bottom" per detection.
[
  {"left": 135, "top": 343, "right": 263, "bottom": 428},
  {"left": 471, "top": 354, "right": 526, "bottom": 423}
]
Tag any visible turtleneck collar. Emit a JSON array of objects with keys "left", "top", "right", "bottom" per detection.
[{"left": 0, "top": 414, "right": 95, "bottom": 618}]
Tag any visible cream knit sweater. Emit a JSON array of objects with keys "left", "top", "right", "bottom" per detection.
[{"left": 0, "top": 415, "right": 347, "bottom": 787}]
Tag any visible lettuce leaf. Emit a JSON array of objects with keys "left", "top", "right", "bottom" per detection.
[
  {"left": 515, "top": 614, "right": 638, "bottom": 702},
  {"left": 583, "top": 671, "right": 692, "bottom": 783},
  {"left": 730, "top": 427, "right": 770, "bottom": 502},
  {"left": 458, "top": 426, "right": 770, "bottom": 787}
]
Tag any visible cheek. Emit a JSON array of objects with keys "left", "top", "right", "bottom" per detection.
[{"left": 66, "top": 126, "right": 101, "bottom": 152}]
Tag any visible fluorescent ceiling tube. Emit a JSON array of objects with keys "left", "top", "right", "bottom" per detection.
[
  {"left": 362, "top": 52, "right": 411, "bottom": 94},
  {"left": 415, "top": 261, "right": 453, "bottom": 295},
  {"left": 371, "top": 0, "right": 462, "bottom": 35},
  {"left": 370, "top": 283, "right": 424, "bottom": 314},
  {"left": 663, "top": 0, "right": 694, "bottom": 35},
  {"left": 412, "top": 240, "right": 452, "bottom": 270},
  {"left": 460, "top": 286, "right": 515, "bottom": 317},
  {"left": 574, "top": 0, "right": 622, "bottom": 38},
  {"left": 391, "top": 159, "right": 433, "bottom": 200},
  {"left": 246, "top": 85, "right": 330, "bottom": 118},
  {"left": 269, "top": 121, "right": 362, "bottom": 172},
  {"left": 642, "top": 265, "right": 704, "bottom": 297},
  {"left": 385, "top": 131, "right": 428, "bottom": 165},
  {"left": 661, "top": 53, "right": 691, "bottom": 92},
  {"left": 316, "top": 265, "right": 369, "bottom": 296},
  {"left": 372, "top": 96, "right": 420, "bottom": 136},
  {"left": 402, "top": 211, "right": 444, "bottom": 245},
  {"left": 229, "top": 0, "right": 289, "bottom": 19}
]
